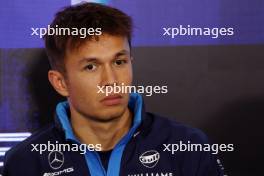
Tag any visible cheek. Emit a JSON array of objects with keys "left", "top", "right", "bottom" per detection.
[
  {"left": 67, "top": 76, "right": 101, "bottom": 114},
  {"left": 67, "top": 73, "right": 99, "bottom": 98},
  {"left": 119, "top": 65, "right": 133, "bottom": 84}
]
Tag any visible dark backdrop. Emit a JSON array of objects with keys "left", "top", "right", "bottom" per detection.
[{"left": 0, "top": 45, "right": 264, "bottom": 175}]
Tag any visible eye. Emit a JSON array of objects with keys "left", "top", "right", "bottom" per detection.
[
  {"left": 114, "top": 59, "right": 127, "bottom": 66},
  {"left": 84, "top": 63, "right": 97, "bottom": 71}
]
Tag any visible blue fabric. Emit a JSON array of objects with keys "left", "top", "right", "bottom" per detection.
[
  {"left": 55, "top": 101, "right": 76, "bottom": 141},
  {"left": 4, "top": 93, "right": 224, "bottom": 176},
  {"left": 56, "top": 93, "right": 143, "bottom": 176}
]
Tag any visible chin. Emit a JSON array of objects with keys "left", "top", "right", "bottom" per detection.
[{"left": 96, "top": 106, "right": 127, "bottom": 122}]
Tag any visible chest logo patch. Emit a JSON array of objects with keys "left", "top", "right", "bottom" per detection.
[
  {"left": 139, "top": 150, "right": 160, "bottom": 168},
  {"left": 48, "top": 151, "right": 64, "bottom": 170}
]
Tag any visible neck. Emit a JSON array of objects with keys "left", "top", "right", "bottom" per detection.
[{"left": 70, "top": 107, "right": 133, "bottom": 151}]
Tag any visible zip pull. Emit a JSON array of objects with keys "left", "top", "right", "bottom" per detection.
[{"left": 133, "top": 131, "right": 140, "bottom": 138}]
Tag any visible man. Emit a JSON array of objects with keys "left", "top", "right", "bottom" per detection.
[{"left": 3, "top": 2, "right": 224, "bottom": 176}]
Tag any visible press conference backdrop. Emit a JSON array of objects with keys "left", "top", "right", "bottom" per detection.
[{"left": 0, "top": 0, "right": 264, "bottom": 175}]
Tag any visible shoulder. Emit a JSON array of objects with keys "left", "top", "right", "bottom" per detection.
[
  {"left": 3, "top": 124, "right": 57, "bottom": 168},
  {"left": 145, "top": 112, "right": 209, "bottom": 143}
]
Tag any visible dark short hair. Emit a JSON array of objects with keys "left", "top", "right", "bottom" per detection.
[{"left": 44, "top": 2, "right": 133, "bottom": 73}]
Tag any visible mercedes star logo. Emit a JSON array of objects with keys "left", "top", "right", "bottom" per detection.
[{"left": 48, "top": 151, "right": 64, "bottom": 170}]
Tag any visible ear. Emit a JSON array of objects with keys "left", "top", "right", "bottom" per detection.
[
  {"left": 130, "top": 56, "right": 134, "bottom": 63},
  {"left": 48, "top": 70, "right": 69, "bottom": 97}
]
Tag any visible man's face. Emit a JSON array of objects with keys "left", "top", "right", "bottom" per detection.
[{"left": 63, "top": 34, "right": 133, "bottom": 121}]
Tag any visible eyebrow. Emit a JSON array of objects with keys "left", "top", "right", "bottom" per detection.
[
  {"left": 78, "top": 49, "right": 130, "bottom": 65},
  {"left": 115, "top": 49, "right": 130, "bottom": 57}
]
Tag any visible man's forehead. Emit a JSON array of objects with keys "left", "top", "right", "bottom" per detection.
[{"left": 68, "top": 34, "right": 130, "bottom": 59}]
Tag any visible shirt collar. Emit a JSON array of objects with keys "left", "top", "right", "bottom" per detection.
[{"left": 55, "top": 93, "right": 143, "bottom": 143}]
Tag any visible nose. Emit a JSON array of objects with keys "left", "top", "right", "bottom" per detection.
[{"left": 101, "top": 64, "right": 118, "bottom": 87}]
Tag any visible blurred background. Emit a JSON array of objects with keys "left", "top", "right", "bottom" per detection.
[{"left": 0, "top": 0, "right": 264, "bottom": 175}]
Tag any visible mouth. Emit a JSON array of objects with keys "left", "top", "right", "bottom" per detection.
[{"left": 100, "top": 94, "right": 123, "bottom": 106}]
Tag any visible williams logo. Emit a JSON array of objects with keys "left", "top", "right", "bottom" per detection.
[{"left": 139, "top": 150, "right": 160, "bottom": 168}]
